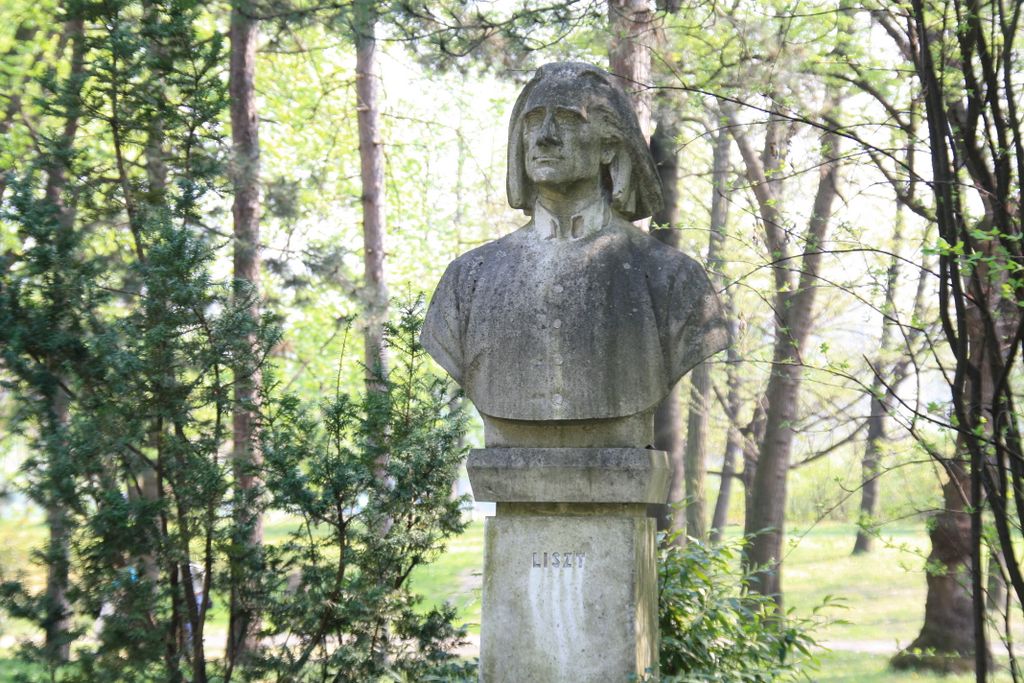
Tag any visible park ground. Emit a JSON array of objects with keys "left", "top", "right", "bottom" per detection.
[
  {"left": 0, "top": 516, "right": 1014, "bottom": 682},
  {"left": 409, "top": 520, "right": 1017, "bottom": 682}
]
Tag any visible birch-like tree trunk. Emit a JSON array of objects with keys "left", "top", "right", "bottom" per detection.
[
  {"left": 681, "top": 121, "right": 731, "bottom": 542},
  {"left": 356, "top": 2, "right": 388, "bottom": 385}
]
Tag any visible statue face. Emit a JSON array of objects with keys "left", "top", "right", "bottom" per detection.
[{"left": 521, "top": 100, "right": 605, "bottom": 192}]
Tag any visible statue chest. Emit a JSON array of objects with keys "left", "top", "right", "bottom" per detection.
[{"left": 459, "top": 232, "right": 670, "bottom": 421}]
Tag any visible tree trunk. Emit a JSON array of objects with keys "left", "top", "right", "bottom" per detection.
[
  {"left": 853, "top": 182, "right": 924, "bottom": 555},
  {"left": 711, "top": 303, "right": 743, "bottom": 544},
  {"left": 227, "top": 0, "right": 263, "bottom": 664},
  {"left": 744, "top": 362, "right": 800, "bottom": 602},
  {"left": 609, "top": 0, "right": 655, "bottom": 234},
  {"left": 740, "top": 398, "right": 767, "bottom": 517},
  {"left": 40, "top": 14, "right": 87, "bottom": 662},
  {"left": 709, "top": 378, "right": 741, "bottom": 542},
  {"left": 354, "top": 4, "right": 393, "bottom": 664},
  {"left": 892, "top": 206, "right": 1000, "bottom": 675},
  {"left": 730, "top": 106, "right": 841, "bottom": 605},
  {"left": 681, "top": 121, "right": 731, "bottom": 542},
  {"left": 607, "top": 0, "right": 654, "bottom": 140},
  {"left": 44, "top": 385, "right": 72, "bottom": 664},
  {"left": 723, "top": 104, "right": 794, "bottom": 579},
  {"left": 682, "top": 363, "right": 710, "bottom": 540},
  {"left": 893, "top": 229, "right": 1002, "bottom": 675},
  {"left": 356, "top": 4, "right": 388, "bottom": 384},
  {"left": 648, "top": 118, "right": 684, "bottom": 535},
  {"left": 653, "top": 395, "right": 685, "bottom": 533},
  {"left": 891, "top": 472, "right": 978, "bottom": 673},
  {"left": 891, "top": 4, "right": 1011, "bottom": 669},
  {"left": 852, "top": 393, "right": 884, "bottom": 555},
  {"left": 986, "top": 550, "right": 1006, "bottom": 612}
]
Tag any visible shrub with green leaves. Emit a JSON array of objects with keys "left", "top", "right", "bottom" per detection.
[
  {"left": 655, "top": 537, "right": 825, "bottom": 682},
  {"left": 250, "top": 302, "right": 476, "bottom": 682}
]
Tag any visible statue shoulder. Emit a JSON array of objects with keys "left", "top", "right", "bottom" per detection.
[
  {"left": 441, "top": 224, "right": 531, "bottom": 279},
  {"left": 421, "top": 224, "right": 531, "bottom": 384},
  {"left": 614, "top": 219, "right": 710, "bottom": 290}
]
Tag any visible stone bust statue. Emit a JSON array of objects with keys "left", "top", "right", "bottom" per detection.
[{"left": 422, "top": 61, "right": 727, "bottom": 448}]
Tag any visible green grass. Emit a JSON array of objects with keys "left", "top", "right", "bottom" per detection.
[
  {"left": 409, "top": 521, "right": 485, "bottom": 634},
  {"left": 784, "top": 522, "right": 934, "bottom": 644},
  {"left": 783, "top": 522, "right": 1023, "bottom": 649},
  {"left": 815, "top": 650, "right": 1004, "bottom": 682}
]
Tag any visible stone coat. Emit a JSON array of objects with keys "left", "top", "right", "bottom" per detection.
[{"left": 422, "top": 211, "right": 728, "bottom": 423}]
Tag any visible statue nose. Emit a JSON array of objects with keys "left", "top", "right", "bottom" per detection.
[{"left": 537, "top": 114, "right": 561, "bottom": 145}]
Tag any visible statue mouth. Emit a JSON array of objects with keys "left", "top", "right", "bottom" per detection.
[{"left": 533, "top": 156, "right": 563, "bottom": 163}]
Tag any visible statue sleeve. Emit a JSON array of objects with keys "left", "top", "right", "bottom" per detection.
[
  {"left": 420, "top": 260, "right": 465, "bottom": 384},
  {"left": 666, "top": 259, "right": 729, "bottom": 384}
]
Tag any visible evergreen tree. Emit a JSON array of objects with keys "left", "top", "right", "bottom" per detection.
[
  {"left": 252, "top": 302, "right": 474, "bottom": 682},
  {"left": 1, "top": 1, "right": 262, "bottom": 678}
]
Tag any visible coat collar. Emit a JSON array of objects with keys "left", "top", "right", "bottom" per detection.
[{"left": 533, "top": 196, "right": 610, "bottom": 240}]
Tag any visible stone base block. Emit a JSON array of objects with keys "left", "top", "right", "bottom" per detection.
[
  {"left": 479, "top": 512, "right": 658, "bottom": 682},
  {"left": 468, "top": 448, "right": 670, "bottom": 504}
]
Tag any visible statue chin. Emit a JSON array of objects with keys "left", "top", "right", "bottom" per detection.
[{"left": 481, "top": 410, "right": 656, "bottom": 449}]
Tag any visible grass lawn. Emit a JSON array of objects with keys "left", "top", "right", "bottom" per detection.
[
  {"left": 784, "top": 521, "right": 936, "bottom": 645},
  {"left": 2, "top": 514, "right": 1018, "bottom": 681},
  {"left": 814, "top": 650, "right": 1002, "bottom": 682},
  {"left": 408, "top": 521, "right": 485, "bottom": 634}
]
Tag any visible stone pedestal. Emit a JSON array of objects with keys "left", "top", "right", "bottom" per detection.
[{"left": 468, "top": 448, "right": 669, "bottom": 682}]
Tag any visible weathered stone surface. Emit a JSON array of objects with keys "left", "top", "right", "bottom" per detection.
[
  {"left": 467, "top": 447, "right": 670, "bottom": 504},
  {"left": 479, "top": 512, "right": 658, "bottom": 682},
  {"left": 423, "top": 218, "right": 724, "bottom": 428},
  {"left": 482, "top": 410, "right": 656, "bottom": 449},
  {"left": 418, "top": 61, "right": 729, "bottom": 682},
  {"left": 421, "top": 61, "right": 727, "bottom": 449}
]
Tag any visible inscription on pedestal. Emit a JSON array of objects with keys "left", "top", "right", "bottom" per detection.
[
  {"left": 481, "top": 515, "right": 657, "bottom": 681},
  {"left": 531, "top": 551, "right": 586, "bottom": 568}
]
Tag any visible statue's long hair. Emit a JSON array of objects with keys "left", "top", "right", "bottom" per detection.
[{"left": 506, "top": 62, "right": 663, "bottom": 222}]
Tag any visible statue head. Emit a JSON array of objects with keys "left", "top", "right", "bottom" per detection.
[{"left": 506, "top": 62, "right": 663, "bottom": 221}]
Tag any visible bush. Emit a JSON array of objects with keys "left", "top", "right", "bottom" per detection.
[
  {"left": 655, "top": 536, "right": 827, "bottom": 682},
  {"left": 0, "top": 302, "right": 475, "bottom": 682},
  {"left": 250, "top": 301, "right": 477, "bottom": 682}
]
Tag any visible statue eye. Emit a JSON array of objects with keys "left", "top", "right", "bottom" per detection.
[
  {"left": 554, "top": 108, "right": 586, "bottom": 126},
  {"left": 523, "top": 110, "right": 545, "bottom": 130}
]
